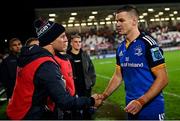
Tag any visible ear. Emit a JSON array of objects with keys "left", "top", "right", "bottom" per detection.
[{"left": 132, "top": 17, "right": 138, "bottom": 26}]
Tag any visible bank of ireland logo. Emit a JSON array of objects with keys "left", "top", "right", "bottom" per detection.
[{"left": 134, "top": 45, "right": 143, "bottom": 56}]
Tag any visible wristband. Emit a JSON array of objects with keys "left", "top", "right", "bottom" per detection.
[
  {"left": 136, "top": 98, "right": 145, "bottom": 106},
  {"left": 102, "top": 92, "right": 108, "bottom": 100}
]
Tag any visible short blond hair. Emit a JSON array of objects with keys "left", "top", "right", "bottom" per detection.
[
  {"left": 25, "top": 37, "right": 39, "bottom": 46},
  {"left": 71, "top": 34, "right": 81, "bottom": 40}
]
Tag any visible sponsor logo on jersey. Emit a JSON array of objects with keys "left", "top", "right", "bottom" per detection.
[
  {"left": 150, "top": 47, "right": 164, "bottom": 62},
  {"left": 134, "top": 45, "right": 143, "bottom": 56},
  {"left": 121, "top": 62, "right": 143, "bottom": 68}
]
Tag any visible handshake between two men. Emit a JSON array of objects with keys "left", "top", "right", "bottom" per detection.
[
  {"left": 91, "top": 93, "right": 106, "bottom": 108},
  {"left": 91, "top": 93, "right": 143, "bottom": 115}
]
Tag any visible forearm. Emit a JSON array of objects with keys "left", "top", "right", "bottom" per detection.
[
  {"left": 138, "top": 67, "right": 168, "bottom": 105},
  {"left": 103, "top": 74, "right": 122, "bottom": 99},
  {"left": 138, "top": 78, "right": 168, "bottom": 105},
  {"left": 125, "top": 68, "right": 168, "bottom": 115}
]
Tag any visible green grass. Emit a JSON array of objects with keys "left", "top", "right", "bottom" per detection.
[
  {"left": 92, "top": 50, "right": 180, "bottom": 120},
  {"left": 0, "top": 101, "right": 7, "bottom": 119}
]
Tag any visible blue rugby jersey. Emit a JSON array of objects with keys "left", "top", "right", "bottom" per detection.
[{"left": 116, "top": 32, "right": 165, "bottom": 108}]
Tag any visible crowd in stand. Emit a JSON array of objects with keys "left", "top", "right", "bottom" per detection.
[
  {"left": 0, "top": 25, "right": 180, "bottom": 58},
  {"left": 67, "top": 24, "right": 180, "bottom": 56}
]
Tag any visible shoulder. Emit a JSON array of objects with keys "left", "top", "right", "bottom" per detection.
[
  {"left": 38, "top": 61, "right": 59, "bottom": 73},
  {"left": 3, "top": 54, "right": 9, "bottom": 59},
  {"left": 82, "top": 50, "right": 89, "bottom": 57},
  {"left": 140, "top": 32, "right": 158, "bottom": 47},
  {"left": 2, "top": 54, "right": 16, "bottom": 63}
]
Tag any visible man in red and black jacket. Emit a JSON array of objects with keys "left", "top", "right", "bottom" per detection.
[{"left": 6, "top": 19, "right": 101, "bottom": 120}]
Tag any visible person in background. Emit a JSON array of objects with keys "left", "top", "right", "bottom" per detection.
[
  {"left": 97, "top": 5, "right": 168, "bottom": 120},
  {"left": 25, "top": 37, "right": 39, "bottom": 46},
  {"left": 0, "top": 38, "right": 22, "bottom": 101},
  {"left": 67, "top": 34, "right": 96, "bottom": 119},
  {"left": 6, "top": 19, "right": 101, "bottom": 120}
]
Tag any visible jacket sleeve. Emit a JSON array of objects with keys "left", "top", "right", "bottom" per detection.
[
  {"left": 36, "top": 61, "right": 95, "bottom": 110},
  {"left": 84, "top": 52, "right": 96, "bottom": 87}
]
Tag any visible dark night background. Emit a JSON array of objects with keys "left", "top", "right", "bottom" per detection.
[{"left": 0, "top": 0, "right": 179, "bottom": 53}]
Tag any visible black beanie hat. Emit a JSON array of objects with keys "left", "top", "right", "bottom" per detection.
[{"left": 34, "top": 19, "right": 65, "bottom": 47}]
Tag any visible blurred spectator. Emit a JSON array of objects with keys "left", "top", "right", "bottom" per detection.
[
  {"left": 67, "top": 34, "right": 96, "bottom": 119},
  {"left": 25, "top": 37, "right": 39, "bottom": 46},
  {"left": 0, "top": 38, "right": 22, "bottom": 100}
]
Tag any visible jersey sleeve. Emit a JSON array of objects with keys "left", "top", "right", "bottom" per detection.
[{"left": 146, "top": 44, "right": 165, "bottom": 69}]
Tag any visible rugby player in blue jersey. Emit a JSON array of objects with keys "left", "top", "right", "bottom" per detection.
[{"left": 98, "top": 5, "right": 168, "bottom": 120}]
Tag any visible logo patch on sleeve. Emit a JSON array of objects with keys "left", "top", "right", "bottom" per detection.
[{"left": 150, "top": 47, "right": 164, "bottom": 62}]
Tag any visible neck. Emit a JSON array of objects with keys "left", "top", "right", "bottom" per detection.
[
  {"left": 43, "top": 45, "right": 55, "bottom": 55},
  {"left": 71, "top": 48, "right": 80, "bottom": 55},
  {"left": 126, "top": 27, "right": 140, "bottom": 43}
]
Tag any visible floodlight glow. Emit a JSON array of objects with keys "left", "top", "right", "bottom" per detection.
[
  {"left": 92, "top": 11, "right": 98, "bottom": 14},
  {"left": 174, "top": 11, "right": 178, "bottom": 14},
  {"left": 100, "top": 22, "right": 105, "bottom": 25},
  {"left": 155, "top": 15, "right": 159, "bottom": 17},
  {"left": 89, "top": 16, "right": 95, "bottom": 19},
  {"left": 169, "top": 14, "right": 174, "bottom": 17},
  {"left": 71, "top": 13, "right": 77, "bottom": 16},
  {"left": 165, "top": 18, "right": 169, "bottom": 21},
  {"left": 94, "top": 22, "right": 98, "bottom": 25},
  {"left": 81, "top": 23, "right": 86, "bottom": 26},
  {"left": 143, "top": 13, "right": 148, "bottom": 16},
  {"left": 159, "top": 12, "right": 163, "bottom": 15},
  {"left": 165, "top": 8, "right": 170, "bottom": 11},
  {"left": 150, "top": 19, "right": 155, "bottom": 21},
  {"left": 106, "top": 21, "right": 111, "bottom": 24},
  {"left": 171, "top": 18, "right": 175, "bottom": 20},
  {"left": 74, "top": 23, "right": 80, "bottom": 26},
  {"left": 62, "top": 24, "right": 66, "bottom": 27},
  {"left": 87, "top": 23, "right": 93, "bottom": 25},
  {"left": 108, "top": 15, "right": 113, "bottom": 18},
  {"left": 68, "top": 20, "right": 74, "bottom": 23},
  {"left": 68, "top": 24, "right": 73, "bottom": 27},
  {"left": 105, "top": 18, "right": 110, "bottom": 20},
  {"left": 177, "top": 17, "right": 180, "bottom": 20},
  {"left": 49, "top": 18, "right": 55, "bottom": 21},
  {"left": 161, "top": 18, "right": 165, "bottom": 21},
  {"left": 139, "top": 16, "right": 144, "bottom": 19},
  {"left": 49, "top": 13, "right": 56, "bottom": 17},
  {"left": 148, "top": 8, "right": 154, "bottom": 12},
  {"left": 69, "top": 17, "right": 75, "bottom": 20},
  {"left": 87, "top": 19, "right": 92, "bottom": 21},
  {"left": 139, "top": 19, "right": 145, "bottom": 22},
  {"left": 155, "top": 18, "right": 160, "bottom": 21}
]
